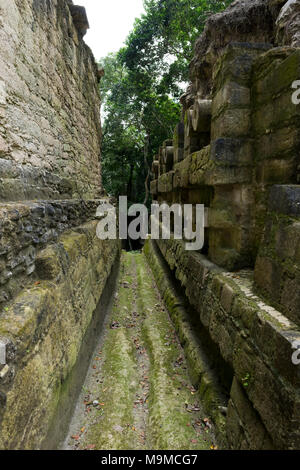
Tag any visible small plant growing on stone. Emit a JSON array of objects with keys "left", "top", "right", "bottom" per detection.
[{"left": 241, "top": 373, "right": 250, "bottom": 388}]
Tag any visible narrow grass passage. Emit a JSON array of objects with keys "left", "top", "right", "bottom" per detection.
[{"left": 64, "top": 251, "right": 215, "bottom": 450}]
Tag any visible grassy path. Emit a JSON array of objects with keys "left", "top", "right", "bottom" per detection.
[{"left": 64, "top": 251, "right": 215, "bottom": 450}]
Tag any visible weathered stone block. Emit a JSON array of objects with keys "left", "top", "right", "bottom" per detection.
[
  {"left": 255, "top": 126, "right": 300, "bottom": 161},
  {"left": 212, "top": 82, "right": 250, "bottom": 118},
  {"left": 157, "top": 171, "right": 174, "bottom": 193},
  {"left": 252, "top": 49, "right": 300, "bottom": 106},
  {"left": 256, "top": 159, "right": 296, "bottom": 184},
  {"left": 212, "top": 108, "right": 251, "bottom": 140},
  {"left": 211, "top": 138, "right": 252, "bottom": 166},
  {"left": 213, "top": 43, "right": 272, "bottom": 91},
  {"left": 220, "top": 283, "right": 235, "bottom": 313},
  {"left": 268, "top": 185, "right": 300, "bottom": 216},
  {"left": 173, "top": 156, "right": 191, "bottom": 189},
  {"left": 280, "top": 278, "right": 300, "bottom": 325},
  {"left": 0, "top": 222, "right": 119, "bottom": 449},
  {"left": 191, "top": 99, "right": 211, "bottom": 133},
  {"left": 228, "top": 377, "right": 274, "bottom": 449},
  {"left": 189, "top": 146, "right": 211, "bottom": 186},
  {"left": 254, "top": 255, "right": 282, "bottom": 302}
]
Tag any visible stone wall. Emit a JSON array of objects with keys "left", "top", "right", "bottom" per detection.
[
  {"left": 0, "top": 0, "right": 102, "bottom": 201},
  {"left": 0, "top": 1, "right": 120, "bottom": 448},
  {"left": 150, "top": 0, "right": 300, "bottom": 449},
  {"left": 0, "top": 199, "right": 102, "bottom": 305},
  {"left": 0, "top": 222, "right": 119, "bottom": 449}
]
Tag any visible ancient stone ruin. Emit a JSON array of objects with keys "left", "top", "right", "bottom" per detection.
[
  {"left": 0, "top": 0, "right": 299, "bottom": 451},
  {"left": 0, "top": 0, "right": 119, "bottom": 449},
  {"left": 150, "top": 0, "right": 300, "bottom": 450}
]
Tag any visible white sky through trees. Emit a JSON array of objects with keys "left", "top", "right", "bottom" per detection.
[{"left": 78, "top": 0, "right": 145, "bottom": 61}]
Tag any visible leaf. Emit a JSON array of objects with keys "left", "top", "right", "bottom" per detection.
[{"left": 86, "top": 444, "right": 95, "bottom": 450}]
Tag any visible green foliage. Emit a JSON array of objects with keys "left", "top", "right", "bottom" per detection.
[
  {"left": 119, "top": 0, "right": 233, "bottom": 97},
  {"left": 100, "top": 53, "right": 179, "bottom": 205},
  {"left": 100, "top": 0, "right": 233, "bottom": 203}
]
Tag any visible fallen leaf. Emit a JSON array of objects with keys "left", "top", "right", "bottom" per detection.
[{"left": 86, "top": 444, "right": 95, "bottom": 450}]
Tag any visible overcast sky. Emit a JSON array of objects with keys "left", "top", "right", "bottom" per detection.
[{"left": 78, "top": 0, "right": 145, "bottom": 61}]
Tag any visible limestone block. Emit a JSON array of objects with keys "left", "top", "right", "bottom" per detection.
[
  {"left": 204, "top": 165, "right": 252, "bottom": 187},
  {"left": 268, "top": 184, "right": 300, "bottom": 216},
  {"left": 212, "top": 82, "right": 250, "bottom": 118},
  {"left": 173, "top": 156, "right": 191, "bottom": 189},
  {"left": 211, "top": 138, "right": 252, "bottom": 166},
  {"left": 252, "top": 91, "right": 300, "bottom": 136},
  {"left": 255, "top": 126, "right": 300, "bottom": 162},
  {"left": 252, "top": 49, "right": 300, "bottom": 107},
  {"left": 173, "top": 122, "right": 184, "bottom": 164},
  {"left": 227, "top": 377, "right": 274, "bottom": 449},
  {"left": 191, "top": 99, "right": 212, "bottom": 133},
  {"left": 212, "top": 108, "right": 251, "bottom": 140},
  {"left": 280, "top": 278, "right": 300, "bottom": 326},
  {"left": 157, "top": 171, "right": 174, "bottom": 193},
  {"left": 151, "top": 160, "right": 159, "bottom": 179},
  {"left": 256, "top": 159, "right": 296, "bottom": 185},
  {"left": 184, "top": 109, "right": 210, "bottom": 158},
  {"left": 247, "top": 356, "right": 300, "bottom": 449},
  {"left": 188, "top": 146, "right": 211, "bottom": 187},
  {"left": 213, "top": 43, "right": 272, "bottom": 92},
  {"left": 161, "top": 146, "right": 174, "bottom": 172}
]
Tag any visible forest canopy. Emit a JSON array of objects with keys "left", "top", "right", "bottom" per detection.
[{"left": 99, "top": 0, "right": 233, "bottom": 204}]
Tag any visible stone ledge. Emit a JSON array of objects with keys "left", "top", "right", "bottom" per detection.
[
  {"left": 0, "top": 159, "right": 74, "bottom": 202},
  {"left": 0, "top": 221, "right": 120, "bottom": 449},
  {"left": 0, "top": 199, "right": 106, "bottom": 307},
  {"left": 144, "top": 239, "right": 228, "bottom": 447},
  {"left": 153, "top": 237, "right": 300, "bottom": 449}
]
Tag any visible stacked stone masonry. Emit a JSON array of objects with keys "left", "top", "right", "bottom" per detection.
[
  {"left": 0, "top": 0, "right": 102, "bottom": 201},
  {"left": 150, "top": 0, "right": 300, "bottom": 449},
  {"left": 0, "top": 0, "right": 119, "bottom": 449}
]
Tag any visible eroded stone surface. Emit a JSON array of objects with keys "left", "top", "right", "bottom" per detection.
[
  {"left": 0, "top": 0, "right": 102, "bottom": 201},
  {"left": 0, "top": 222, "right": 120, "bottom": 449}
]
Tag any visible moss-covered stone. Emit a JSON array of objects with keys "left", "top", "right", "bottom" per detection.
[{"left": 0, "top": 222, "right": 120, "bottom": 449}]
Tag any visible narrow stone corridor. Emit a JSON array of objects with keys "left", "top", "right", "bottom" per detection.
[{"left": 63, "top": 251, "right": 216, "bottom": 451}]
